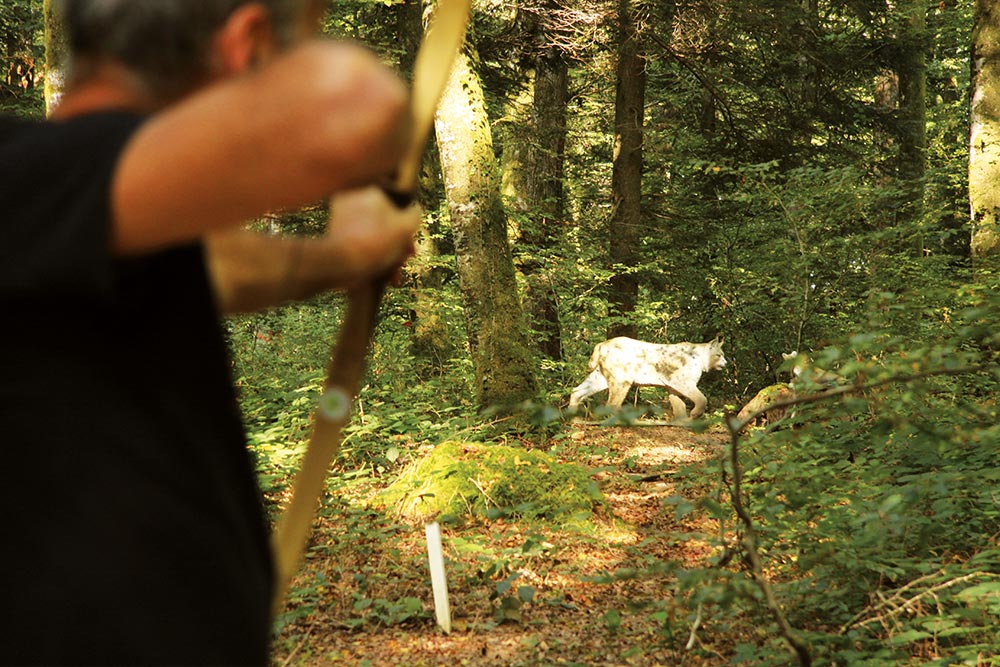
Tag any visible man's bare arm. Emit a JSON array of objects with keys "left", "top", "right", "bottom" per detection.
[
  {"left": 112, "top": 41, "right": 408, "bottom": 256},
  {"left": 205, "top": 187, "right": 420, "bottom": 314}
]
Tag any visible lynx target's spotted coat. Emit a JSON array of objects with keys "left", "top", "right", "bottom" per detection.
[{"left": 569, "top": 336, "right": 727, "bottom": 419}]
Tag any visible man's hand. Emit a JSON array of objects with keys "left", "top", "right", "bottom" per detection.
[{"left": 322, "top": 186, "right": 421, "bottom": 287}]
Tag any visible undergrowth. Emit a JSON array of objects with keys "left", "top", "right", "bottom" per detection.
[{"left": 229, "top": 288, "right": 1000, "bottom": 666}]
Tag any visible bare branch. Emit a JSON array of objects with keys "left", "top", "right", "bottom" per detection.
[{"left": 840, "top": 571, "right": 1000, "bottom": 633}]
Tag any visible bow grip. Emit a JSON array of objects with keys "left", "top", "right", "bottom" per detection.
[{"left": 381, "top": 184, "right": 416, "bottom": 209}]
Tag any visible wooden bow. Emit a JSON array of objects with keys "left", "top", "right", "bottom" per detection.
[{"left": 271, "top": 0, "right": 472, "bottom": 607}]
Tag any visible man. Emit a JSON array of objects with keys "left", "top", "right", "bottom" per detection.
[{"left": 0, "top": 0, "right": 419, "bottom": 663}]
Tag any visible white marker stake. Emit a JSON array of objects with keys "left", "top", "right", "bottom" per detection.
[{"left": 425, "top": 522, "right": 452, "bottom": 633}]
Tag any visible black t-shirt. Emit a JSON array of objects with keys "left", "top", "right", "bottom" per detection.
[{"left": 0, "top": 112, "right": 273, "bottom": 665}]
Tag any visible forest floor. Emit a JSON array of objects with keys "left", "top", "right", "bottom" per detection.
[{"left": 270, "top": 423, "right": 746, "bottom": 667}]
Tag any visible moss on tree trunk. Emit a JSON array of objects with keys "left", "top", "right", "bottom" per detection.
[
  {"left": 970, "top": 0, "right": 1000, "bottom": 274},
  {"left": 43, "top": 0, "right": 68, "bottom": 115},
  {"left": 434, "top": 42, "right": 537, "bottom": 408}
]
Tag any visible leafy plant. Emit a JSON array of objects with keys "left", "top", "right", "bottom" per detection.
[{"left": 707, "top": 295, "right": 1000, "bottom": 664}]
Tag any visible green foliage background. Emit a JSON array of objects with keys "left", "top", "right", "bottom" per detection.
[
  {"left": 235, "top": 1, "right": 997, "bottom": 663},
  {"left": 0, "top": 0, "right": 44, "bottom": 117}
]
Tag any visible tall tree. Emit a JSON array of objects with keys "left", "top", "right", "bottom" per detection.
[
  {"left": 607, "top": 0, "right": 646, "bottom": 339},
  {"left": 398, "top": 0, "right": 456, "bottom": 376},
  {"left": 506, "top": 0, "right": 570, "bottom": 362},
  {"left": 522, "top": 54, "right": 568, "bottom": 361},
  {"left": 969, "top": 0, "right": 1000, "bottom": 272},
  {"left": 434, "top": 26, "right": 538, "bottom": 407},
  {"left": 895, "top": 0, "right": 929, "bottom": 232}
]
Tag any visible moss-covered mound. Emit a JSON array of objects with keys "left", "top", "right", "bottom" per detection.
[{"left": 375, "top": 441, "right": 603, "bottom": 523}]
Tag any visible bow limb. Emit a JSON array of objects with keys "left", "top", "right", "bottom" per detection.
[{"left": 272, "top": 279, "right": 384, "bottom": 599}]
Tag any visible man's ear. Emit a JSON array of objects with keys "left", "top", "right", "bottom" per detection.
[{"left": 211, "top": 3, "right": 276, "bottom": 75}]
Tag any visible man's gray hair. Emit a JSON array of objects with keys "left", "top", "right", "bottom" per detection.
[{"left": 57, "top": 0, "right": 315, "bottom": 99}]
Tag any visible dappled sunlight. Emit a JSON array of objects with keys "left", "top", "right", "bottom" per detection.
[
  {"left": 588, "top": 515, "right": 641, "bottom": 545},
  {"left": 629, "top": 441, "right": 713, "bottom": 465}
]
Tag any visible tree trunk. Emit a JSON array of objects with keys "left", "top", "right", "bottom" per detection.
[
  {"left": 970, "top": 0, "right": 1000, "bottom": 271},
  {"left": 506, "top": 10, "right": 569, "bottom": 363},
  {"left": 43, "top": 0, "right": 68, "bottom": 115},
  {"left": 400, "top": 0, "right": 455, "bottom": 376},
  {"left": 896, "top": 0, "right": 928, "bottom": 233},
  {"left": 608, "top": 0, "right": 646, "bottom": 340},
  {"left": 434, "top": 38, "right": 538, "bottom": 407}
]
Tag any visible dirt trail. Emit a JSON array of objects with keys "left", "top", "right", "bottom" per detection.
[{"left": 272, "top": 424, "right": 730, "bottom": 667}]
